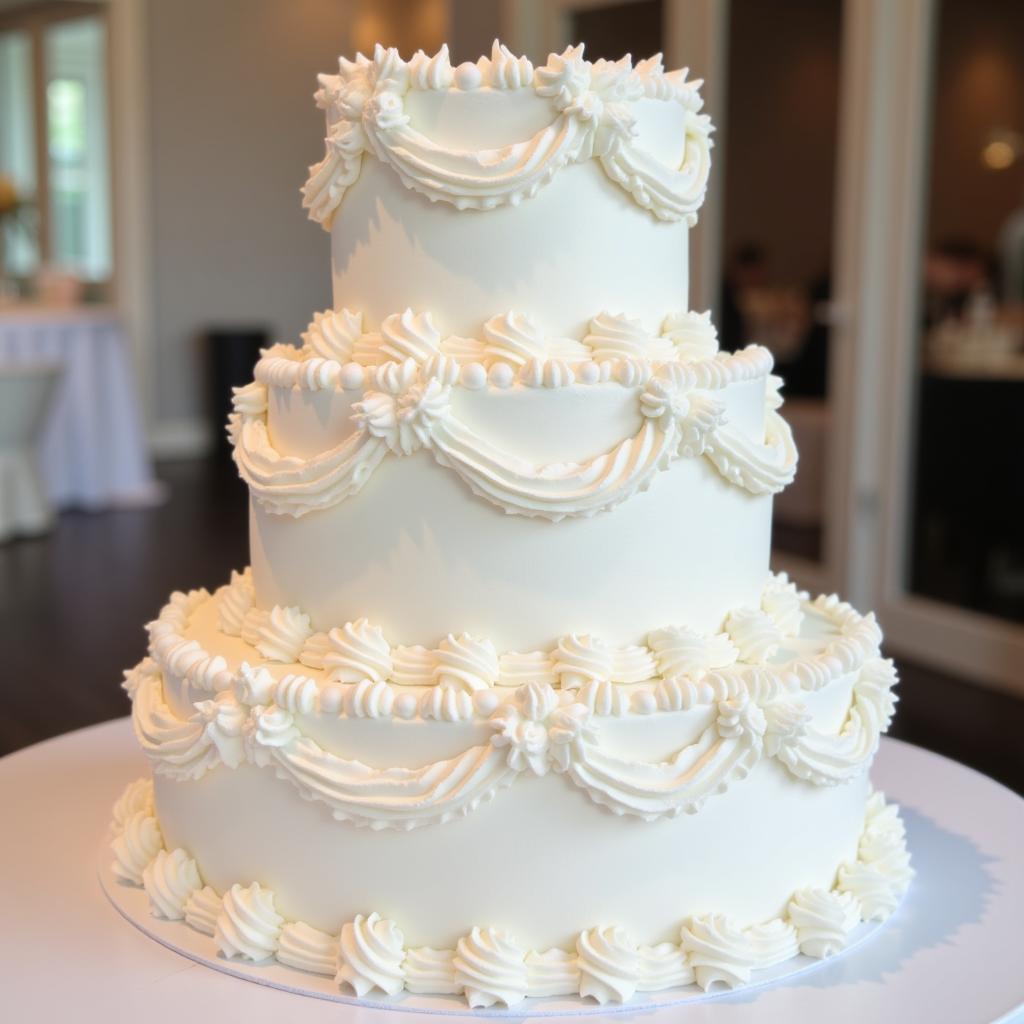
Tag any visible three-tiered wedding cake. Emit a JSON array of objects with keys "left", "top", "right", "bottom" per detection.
[{"left": 110, "top": 42, "right": 911, "bottom": 1008}]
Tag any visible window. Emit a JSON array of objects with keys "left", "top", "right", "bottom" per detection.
[{"left": 0, "top": 6, "right": 111, "bottom": 289}]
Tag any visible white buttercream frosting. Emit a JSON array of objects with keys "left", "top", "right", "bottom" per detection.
[
  {"left": 184, "top": 885, "right": 222, "bottom": 936},
  {"left": 240, "top": 605, "right": 312, "bottom": 663},
  {"left": 377, "top": 309, "right": 441, "bottom": 365},
  {"left": 637, "top": 942, "right": 694, "bottom": 991},
  {"left": 859, "top": 792, "right": 914, "bottom": 882},
  {"left": 143, "top": 847, "right": 202, "bottom": 920},
  {"left": 107, "top": 773, "right": 910, "bottom": 1007},
  {"left": 273, "top": 673, "right": 319, "bottom": 715},
  {"left": 233, "top": 661, "right": 276, "bottom": 705},
  {"left": 787, "top": 887, "right": 859, "bottom": 958},
  {"left": 303, "top": 308, "right": 363, "bottom": 362},
  {"left": 576, "top": 926, "right": 640, "bottom": 1004},
  {"left": 679, "top": 914, "right": 756, "bottom": 990},
  {"left": 235, "top": 344, "right": 795, "bottom": 520},
  {"left": 576, "top": 678, "right": 630, "bottom": 716},
  {"left": 498, "top": 650, "right": 558, "bottom": 688},
  {"left": 212, "top": 574, "right": 883, "bottom": 724},
  {"left": 481, "top": 311, "right": 547, "bottom": 367},
  {"left": 304, "top": 44, "right": 712, "bottom": 227},
  {"left": 244, "top": 704, "right": 301, "bottom": 764},
  {"left": 484, "top": 40, "right": 533, "bottom": 89},
  {"left": 838, "top": 789, "right": 914, "bottom": 919},
  {"left": 111, "top": 777, "right": 154, "bottom": 834},
  {"left": 110, "top": 810, "right": 162, "bottom": 885},
  {"left": 215, "top": 882, "right": 283, "bottom": 961},
  {"left": 131, "top": 649, "right": 888, "bottom": 839},
  {"left": 662, "top": 310, "right": 718, "bottom": 360},
  {"left": 342, "top": 678, "right": 396, "bottom": 718},
  {"left": 110, "top": 31, "right": 906, "bottom": 1000},
  {"left": 300, "top": 619, "right": 392, "bottom": 683},
  {"left": 747, "top": 918, "right": 800, "bottom": 968},
  {"left": 434, "top": 633, "right": 500, "bottom": 691},
  {"left": 554, "top": 634, "right": 613, "bottom": 690},
  {"left": 524, "top": 948, "right": 579, "bottom": 997},
  {"left": 761, "top": 572, "right": 805, "bottom": 635},
  {"left": 408, "top": 44, "right": 454, "bottom": 90},
  {"left": 453, "top": 927, "right": 527, "bottom": 1008},
  {"left": 648, "top": 625, "right": 738, "bottom": 679},
  {"left": 584, "top": 312, "right": 676, "bottom": 363},
  {"left": 217, "top": 568, "right": 253, "bottom": 637},
  {"left": 404, "top": 947, "right": 459, "bottom": 994},
  {"left": 277, "top": 921, "right": 339, "bottom": 975},
  {"left": 724, "top": 607, "right": 783, "bottom": 664},
  {"left": 419, "top": 685, "right": 474, "bottom": 722},
  {"left": 336, "top": 912, "right": 406, "bottom": 996},
  {"left": 127, "top": 578, "right": 895, "bottom": 838},
  {"left": 275, "top": 309, "right": 761, "bottom": 379}
]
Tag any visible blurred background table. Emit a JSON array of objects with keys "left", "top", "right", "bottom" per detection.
[{"left": 0, "top": 306, "right": 161, "bottom": 511}]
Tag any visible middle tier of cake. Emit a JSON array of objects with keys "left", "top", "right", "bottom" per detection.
[{"left": 236, "top": 339, "right": 794, "bottom": 650}]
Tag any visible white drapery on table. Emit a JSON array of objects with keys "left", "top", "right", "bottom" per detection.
[{"left": 0, "top": 306, "right": 161, "bottom": 509}]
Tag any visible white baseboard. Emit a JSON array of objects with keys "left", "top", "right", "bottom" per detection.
[{"left": 148, "top": 417, "right": 214, "bottom": 460}]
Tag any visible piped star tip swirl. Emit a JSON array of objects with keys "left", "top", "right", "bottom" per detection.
[
  {"left": 303, "top": 43, "right": 712, "bottom": 228},
  {"left": 214, "top": 882, "right": 284, "bottom": 962},
  {"left": 336, "top": 913, "right": 406, "bottom": 997}
]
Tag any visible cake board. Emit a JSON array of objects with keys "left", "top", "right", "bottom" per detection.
[{"left": 1, "top": 719, "right": 1022, "bottom": 1023}]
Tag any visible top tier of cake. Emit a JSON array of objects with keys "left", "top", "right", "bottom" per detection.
[{"left": 304, "top": 42, "right": 712, "bottom": 338}]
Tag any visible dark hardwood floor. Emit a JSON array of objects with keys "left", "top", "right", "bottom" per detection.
[
  {"left": 2, "top": 457, "right": 1022, "bottom": 796},
  {"left": 0, "top": 458, "right": 248, "bottom": 755}
]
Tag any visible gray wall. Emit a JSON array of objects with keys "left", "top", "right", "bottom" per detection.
[{"left": 146, "top": 0, "right": 354, "bottom": 441}]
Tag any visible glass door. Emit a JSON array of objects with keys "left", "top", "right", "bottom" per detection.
[
  {"left": 877, "top": 0, "right": 1024, "bottom": 691},
  {"left": 908, "top": 0, "right": 1024, "bottom": 626},
  {"left": 823, "top": 0, "right": 1024, "bottom": 694}
]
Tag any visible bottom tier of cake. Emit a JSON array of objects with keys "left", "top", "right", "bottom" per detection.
[
  {"left": 111, "top": 575, "right": 912, "bottom": 1008},
  {"left": 110, "top": 776, "right": 909, "bottom": 1007}
]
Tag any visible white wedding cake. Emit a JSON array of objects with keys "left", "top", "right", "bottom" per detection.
[{"left": 111, "top": 42, "right": 911, "bottom": 1008}]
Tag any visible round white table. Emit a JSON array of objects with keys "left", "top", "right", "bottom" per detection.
[{"left": 2, "top": 721, "right": 1022, "bottom": 1023}]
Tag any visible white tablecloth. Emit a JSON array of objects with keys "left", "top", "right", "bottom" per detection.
[{"left": 0, "top": 306, "right": 160, "bottom": 509}]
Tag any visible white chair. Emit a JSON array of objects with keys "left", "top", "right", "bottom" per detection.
[{"left": 0, "top": 362, "right": 63, "bottom": 541}]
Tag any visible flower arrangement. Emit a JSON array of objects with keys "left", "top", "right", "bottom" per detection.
[{"left": 0, "top": 173, "right": 36, "bottom": 284}]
